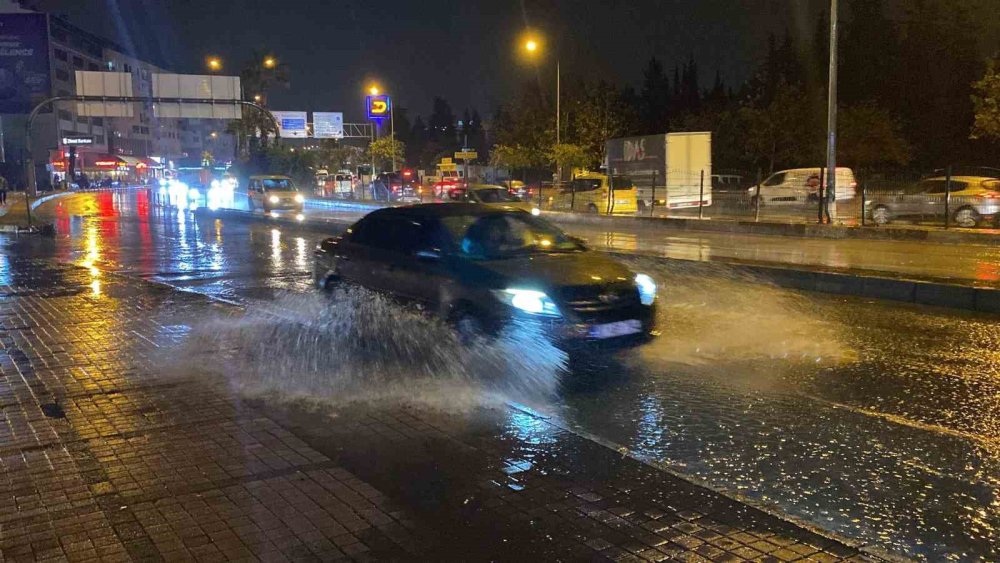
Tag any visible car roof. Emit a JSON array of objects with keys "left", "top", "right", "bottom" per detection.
[
  {"left": 368, "top": 203, "right": 528, "bottom": 219},
  {"left": 774, "top": 167, "right": 854, "bottom": 174},
  {"left": 250, "top": 175, "right": 292, "bottom": 179}
]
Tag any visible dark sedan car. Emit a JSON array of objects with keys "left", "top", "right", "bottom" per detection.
[{"left": 313, "top": 204, "right": 658, "bottom": 350}]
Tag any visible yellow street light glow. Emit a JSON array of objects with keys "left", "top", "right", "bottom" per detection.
[
  {"left": 369, "top": 85, "right": 380, "bottom": 96},
  {"left": 206, "top": 57, "right": 222, "bottom": 71},
  {"left": 525, "top": 40, "right": 538, "bottom": 52},
  {"left": 263, "top": 57, "right": 277, "bottom": 69},
  {"left": 253, "top": 94, "right": 262, "bottom": 102}
]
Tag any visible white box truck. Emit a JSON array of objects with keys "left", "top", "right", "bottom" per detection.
[{"left": 606, "top": 132, "right": 712, "bottom": 212}]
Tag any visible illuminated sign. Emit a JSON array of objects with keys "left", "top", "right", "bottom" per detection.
[
  {"left": 366, "top": 95, "right": 390, "bottom": 120},
  {"left": 313, "top": 112, "right": 344, "bottom": 139},
  {"left": 61, "top": 135, "right": 94, "bottom": 146}
]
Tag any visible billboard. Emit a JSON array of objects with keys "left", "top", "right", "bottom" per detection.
[
  {"left": 313, "top": 112, "right": 343, "bottom": 139},
  {"left": 75, "top": 71, "right": 134, "bottom": 117},
  {"left": 0, "top": 13, "right": 51, "bottom": 113},
  {"left": 271, "top": 110, "right": 308, "bottom": 138},
  {"left": 152, "top": 73, "right": 241, "bottom": 119}
]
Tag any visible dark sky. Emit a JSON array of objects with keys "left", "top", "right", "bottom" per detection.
[{"left": 33, "top": 0, "right": 826, "bottom": 122}]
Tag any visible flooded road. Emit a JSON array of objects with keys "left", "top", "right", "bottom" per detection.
[{"left": 10, "top": 189, "right": 1000, "bottom": 560}]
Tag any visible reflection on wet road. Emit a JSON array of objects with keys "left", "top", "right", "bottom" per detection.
[{"left": 14, "top": 190, "right": 1000, "bottom": 560}]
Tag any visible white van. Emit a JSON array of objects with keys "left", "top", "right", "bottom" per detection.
[{"left": 751, "top": 167, "right": 857, "bottom": 206}]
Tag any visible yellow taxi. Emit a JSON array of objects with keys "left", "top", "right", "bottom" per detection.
[
  {"left": 447, "top": 184, "right": 541, "bottom": 216},
  {"left": 548, "top": 172, "right": 638, "bottom": 214}
]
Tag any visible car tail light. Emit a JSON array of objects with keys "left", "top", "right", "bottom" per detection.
[{"left": 849, "top": 181, "right": 858, "bottom": 189}]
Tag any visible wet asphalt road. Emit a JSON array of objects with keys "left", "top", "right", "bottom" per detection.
[{"left": 9, "top": 189, "right": 1000, "bottom": 560}]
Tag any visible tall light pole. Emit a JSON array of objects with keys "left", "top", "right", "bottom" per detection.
[{"left": 825, "top": 0, "right": 839, "bottom": 221}]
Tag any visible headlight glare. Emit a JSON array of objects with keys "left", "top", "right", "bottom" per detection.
[
  {"left": 492, "top": 289, "right": 560, "bottom": 317},
  {"left": 294, "top": 194, "right": 305, "bottom": 203},
  {"left": 269, "top": 195, "right": 280, "bottom": 204},
  {"left": 635, "top": 273, "right": 657, "bottom": 305}
]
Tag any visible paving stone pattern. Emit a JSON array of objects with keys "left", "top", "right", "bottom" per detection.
[{"left": 0, "top": 258, "right": 872, "bottom": 561}]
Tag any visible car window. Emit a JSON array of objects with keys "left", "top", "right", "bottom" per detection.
[
  {"left": 441, "top": 213, "right": 582, "bottom": 259},
  {"left": 573, "top": 179, "right": 601, "bottom": 193},
  {"left": 607, "top": 177, "right": 634, "bottom": 189},
  {"left": 763, "top": 173, "right": 786, "bottom": 186},
  {"left": 924, "top": 180, "right": 968, "bottom": 194},
  {"left": 350, "top": 215, "right": 433, "bottom": 253},
  {"left": 262, "top": 179, "right": 296, "bottom": 191}
]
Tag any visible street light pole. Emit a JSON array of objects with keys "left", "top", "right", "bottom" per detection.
[
  {"left": 825, "top": 0, "right": 839, "bottom": 221},
  {"left": 390, "top": 102, "right": 396, "bottom": 172}
]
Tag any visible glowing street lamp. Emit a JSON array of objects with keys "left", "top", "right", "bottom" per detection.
[
  {"left": 369, "top": 85, "right": 380, "bottom": 96},
  {"left": 206, "top": 56, "right": 222, "bottom": 72},
  {"left": 263, "top": 56, "right": 277, "bottom": 69}
]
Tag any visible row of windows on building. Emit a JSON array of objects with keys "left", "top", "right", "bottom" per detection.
[{"left": 54, "top": 49, "right": 153, "bottom": 82}]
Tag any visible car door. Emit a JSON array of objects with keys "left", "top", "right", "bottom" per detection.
[
  {"left": 760, "top": 172, "right": 786, "bottom": 203},
  {"left": 356, "top": 215, "right": 449, "bottom": 305}
]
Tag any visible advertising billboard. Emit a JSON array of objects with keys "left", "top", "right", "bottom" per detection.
[
  {"left": 271, "top": 110, "right": 308, "bottom": 138},
  {"left": 0, "top": 13, "right": 51, "bottom": 113},
  {"left": 313, "top": 112, "right": 344, "bottom": 139}
]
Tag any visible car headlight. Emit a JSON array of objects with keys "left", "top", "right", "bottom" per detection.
[
  {"left": 530, "top": 207, "right": 541, "bottom": 216},
  {"left": 492, "top": 289, "right": 560, "bottom": 317},
  {"left": 269, "top": 195, "right": 280, "bottom": 204},
  {"left": 188, "top": 188, "right": 201, "bottom": 200},
  {"left": 294, "top": 194, "right": 305, "bottom": 203},
  {"left": 635, "top": 273, "right": 656, "bottom": 306}
]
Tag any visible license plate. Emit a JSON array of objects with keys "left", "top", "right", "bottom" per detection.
[{"left": 589, "top": 319, "right": 642, "bottom": 339}]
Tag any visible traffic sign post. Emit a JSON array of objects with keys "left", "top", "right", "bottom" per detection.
[{"left": 454, "top": 150, "right": 477, "bottom": 186}]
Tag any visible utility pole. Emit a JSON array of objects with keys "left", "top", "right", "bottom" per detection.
[{"left": 825, "top": 0, "right": 839, "bottom": 221}]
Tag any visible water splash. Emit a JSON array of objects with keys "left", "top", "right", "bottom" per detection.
[{"left": 173, "top": 288, "right": 566, "bottom": 412}]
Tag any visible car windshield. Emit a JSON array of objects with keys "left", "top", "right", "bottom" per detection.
[
  {"left": 441, "top": 213, "right": 582, "bottom": 259},
  {"left": 474, "top": 188, "right": 520, "bottom": 203},
  {"left": 262, "top": 179, "right": 296, "bottom": 191}
]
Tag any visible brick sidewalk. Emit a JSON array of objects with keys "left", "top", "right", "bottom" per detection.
[{"left": 0, "top": 256, "right": 873, "bottom": 561}]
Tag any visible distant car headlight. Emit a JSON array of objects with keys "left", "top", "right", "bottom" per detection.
[
  {"left": 635, "top": 273, "right": 656, "bottom": 306},
  {"left": 188, "top": 188, "right": 200, "bottom": 200},
  {"left": 294, "top": 194, "right": 305, "bottom": 203},
  {"left": 492, "top": 289, "right": 561, "bottom": 317},
  {"left": 210, "top": 179, "right": 221, "bottom": 189},
  {"left": 269, "top": 195, "right": 280, "bottom": 204},
  {"left": 530, "top": 207, "right": 541, "bottom": 216}
]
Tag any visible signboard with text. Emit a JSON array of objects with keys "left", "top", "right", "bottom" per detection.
[
  {"left": 61, "top": 135, "right": 94, "bottom": 146},
  {"left": 455, "top": 150, "right": 477, "bottom": 160},
  {"left": 271, "top": 111, "right": 308, "bottom": 138},
  {"left": 366, "top": 95, "right": 390, "bottom": 120},
  {"left": 0, "top": 13, "right": 51, "bottom": 113},
  {"left": 313, "top": 112, "right": 344, "bottom": 139}
]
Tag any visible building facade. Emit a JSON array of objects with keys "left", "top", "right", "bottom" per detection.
[{"left": 0, "top": 0, "right": 233, "bottom": 187}]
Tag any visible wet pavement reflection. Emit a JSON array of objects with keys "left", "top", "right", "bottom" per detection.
[{"left": 7, "top": 189, "right": 1000, "bottom": 560}]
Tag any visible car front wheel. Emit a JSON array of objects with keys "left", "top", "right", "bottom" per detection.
[{"left": 871, "top": 205, "right": 891, "bottom": 225}]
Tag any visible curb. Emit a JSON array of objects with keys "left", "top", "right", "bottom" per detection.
[{"left": 610, "top": 251, "right": 1000, "bottom": 315}]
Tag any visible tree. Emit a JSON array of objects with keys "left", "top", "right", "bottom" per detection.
[
  {"left": 548, "top": 143, "right": 590, "bottom": 175},
  {"left": 366, "top": 137, "right": 405, "bottom": 171},
  {"left": 971, "top": 58, "right": 1000, "bottom": 142},
  {"left": 228, "top": 50, "right": 290, "bottom": 158},
  {"left": 639, "top": 57, "right": 670, "bottom": 134},
  {"left": 566, "top": 80, "right": 636, "bottom": 168},
  {"left": 738, "top": 82, "right": 823, "bottom": 173},
  {"left": 838, "top": 104, "right": 912, "bottom": 169}
]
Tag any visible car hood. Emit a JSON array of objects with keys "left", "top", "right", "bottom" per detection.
[{"left": 476, "top": 252, "right": 634, "bottom": 291}]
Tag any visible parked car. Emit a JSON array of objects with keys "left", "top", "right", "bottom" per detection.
[
  {"left": 868, "top": 175, "right": 1000, "bottom": 228},
  {"left": 750, "top": 167, "right": 857, "bottom": 206},
  {"left": 548, "top": 173, "right": 639, "bottom": 214},
  {"left": 313, "top": 204, "right": 658, "bottom": 350}
]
